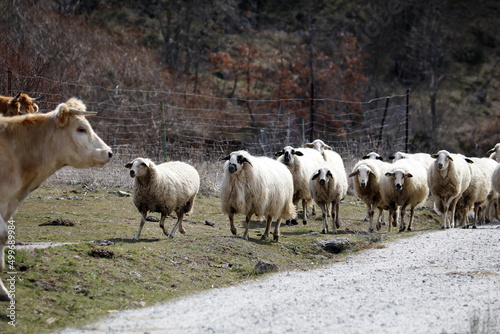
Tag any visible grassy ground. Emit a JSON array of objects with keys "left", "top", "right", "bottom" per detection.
[{"left": 1, "top": 183, "right": 441, "bottom": 333}]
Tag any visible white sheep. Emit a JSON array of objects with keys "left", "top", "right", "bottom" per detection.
[
  {"left": 427, "top": 150, "right": 472, "bottom": 229},
  {"left": 125, "top": 158, "right": 200, "bottom": 239},
  {"left": 220, "top": 150, "right": 296, "bottom": 241},
  {"left": 349, "top": 159, "right": 391, "bottom": 232},
  {"left": 276, "top": 146, "right": 324, "bottom": 225},
  {"left": 389, "top": 151, "right": 434, "bottom": 171},
  {"left": 309, "top": 166, "right": 348, "bottom": 234},
  {"left": 381, "top": 159, "right": 429, "bottom": 232},
  {"left": 362, "top": 151, "right": 384, "bottom": 161},
  {"left": 487, "top": 143, "right": 500, "bottom": 160},
  {"left": 456, "top": 157, "right": 497, "bottom": 228}
]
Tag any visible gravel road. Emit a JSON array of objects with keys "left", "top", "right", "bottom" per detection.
[{"left": 58, "top": 223, "right": 500, "bottom": 334}]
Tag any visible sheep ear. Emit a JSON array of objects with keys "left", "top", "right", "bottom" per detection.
[
  {"left": 304, "top": 143, "right": 314, "bottom": 148},
  {"left": 385, "top": 172, "right": 393, "bottom": 177},
  {"left": 220, "top": 155, "right": 231, "bottom": 161},
  {"left": 465, "top": 158, "right": 474, "bottom": 164},
  {"left": 388, "top": 155, "right": 395, "bottom": 160},
  {"left": 125, "top": 162, "right": 133, "bottom": 169},
  {"left": 275, "top": 150, "right": 284, "bottom": 158},
  {"left": 327, "top": 171, "right": 333, "bottom": 179},
  {"left": 431, "top": 154, "right": 438, "bottom": 159},
  {"left": 370, "top": 171, "right": 377, "bottom": 178},
  {"left": 312, "top": 171, "right": 320, "bottom": 180},
  {"left": 242, "top": 157, "right": 252, "bottom": 166},
  {"left": 405, "top": 173, "right": 413, "bottom": 178},
  {"left": 448, "top": 156, "right": 454, "bottom": 162},
  {"left": 294, "top": 150, "right": 304, "bottom": 156},
  {"left": 324, "top": 145, "right": 333, "bottom": 151},
  {"left": 377, "top": 156, "right": 384, "bottom": 161},
  {"left": 487, "top": 148, "right": 495, "bottom": 155},
  {"left": 362, "top": 155, "right": 369, "bottom": 160},
  {"left": 348, "top": 170, "right": 359, "bottom": 177}
]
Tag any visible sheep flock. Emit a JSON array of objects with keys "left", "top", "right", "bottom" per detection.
[{"left": 124, "top": 141, "right": 500, "bottom": 242}]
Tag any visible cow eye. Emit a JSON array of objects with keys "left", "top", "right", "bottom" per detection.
[{"left": 77, "top": 127, "right": 87, "bottom": 133}]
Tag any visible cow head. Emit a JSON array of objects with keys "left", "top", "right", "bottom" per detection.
[
  {"left": 54, "top": 98, "right": 112, "bottom": 168},
  {"left": 13, "top": 93, "right": 43, "bottom": 115}
]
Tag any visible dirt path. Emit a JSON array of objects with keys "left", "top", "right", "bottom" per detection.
[{"left": 57, "top": 223, "right": 500, "bottom": 334}]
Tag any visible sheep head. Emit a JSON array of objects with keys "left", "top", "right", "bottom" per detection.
[
  {"left": 276, "top": 146, "right": 303, "bottom": 165},
  {"left": 125, "top": 158, "right": 153, "bottom": 178},
  {"left": 385, "top": 169, "right": 413, "bottom": 190},
  {"left": 350, "top": 164, "right": 375, "bottom": 189},
  {"left": 312, "top": 168, "right": 333, "bottom": 186},
  {"left": 221, "top": 151, "right": 252, "bottom": 175},
  {"left": 431, "top": 150, "right": 453, "bottom": 171}
]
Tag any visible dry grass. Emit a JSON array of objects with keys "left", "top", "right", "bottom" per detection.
[{"left": 1, "top": 162, "right": 443, "bottom": 333}]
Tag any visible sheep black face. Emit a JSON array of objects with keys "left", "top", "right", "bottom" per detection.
[
  {"left": 276, "top": 146, "right": 303, "bottom": 165},
  {"left": 312, "top": 168, "right": 333, "bottom": 186},
  {"left": 221, "top": 153, "right": 252, "bottom": 175}
]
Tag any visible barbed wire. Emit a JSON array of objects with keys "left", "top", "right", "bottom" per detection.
[{"left": 6, "top": 72, "right": 412, "bottom": 162}]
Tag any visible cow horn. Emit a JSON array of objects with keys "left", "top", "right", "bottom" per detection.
[
  {"left": 12, "top": 92, "right": 21, "bottom": 102},
  {"left": 33, "top": 95, "right": 45, "bottom": 101},
  {"left": 69, "top": 108, "right": 98, "bottom": 117}
]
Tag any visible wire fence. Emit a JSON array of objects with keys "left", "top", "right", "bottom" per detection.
[{"left": 6, "top": 72, "right": 412, "bottom": 166}]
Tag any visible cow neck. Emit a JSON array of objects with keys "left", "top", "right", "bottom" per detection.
[{"left": 16, "top": 112, "right": 62, "bottom": 195}]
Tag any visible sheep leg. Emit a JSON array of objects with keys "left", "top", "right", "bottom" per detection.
[
  {"left": 302, "top": 199, "right": 308, "bottom": 225},
  {"left": 229, "top": 213, "right": 237, "bottom": 236},
  {"left": 407, "top": 206, "right": 415, "bottom": 231},
  {"left": 159, "top": 213, "right": 170, "bottom": 237},
  {"left": 169, "top": 211, "right": 185, "bottom": 238},
  {"left": 449, "top": 198, "right": 460, "bottom": 228},
  {"left": 331, "top": 202, "right": 339, "bottom": 234},
  {"left": 262, "top": 216, "right": 272, "bottom": 240},
  {"left": 242, "top": 214, "right": 252, "bottom": 240},
  {"left": 133, "top": 213, "right": 147, "bottom": 240},
  {"left": 388, "top": 207, "right": 394, "bottom": 232},
  {"left": 367, "top": 203, "right": 374, "bottom": 232},
  {"left": 376, "top": 208, "right": 384, "bottom": 231},
  {"left": 311, "top": 205, "right": 316, "bottom": 216},
  {"left": 320, "top": 203, "right": 328, "bottom": 234},
  {"left": 273, "top": 218, "right": 281, "bottom": 242},
  {"left": 399, "top": 205, "right": 407, "bottom": 232}
]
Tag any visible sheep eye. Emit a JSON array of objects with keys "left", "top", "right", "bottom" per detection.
[{"left": 77, "top": 127, "right": 87, "bottom": 133}]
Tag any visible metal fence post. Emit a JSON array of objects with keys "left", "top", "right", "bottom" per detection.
[
  {"left": 161, "top": 102, "right": 167, "bottom": 162},
  {"left": 405, "top": 89, "right": 410, "bottom": 153}
]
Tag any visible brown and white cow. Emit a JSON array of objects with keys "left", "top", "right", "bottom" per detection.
[
  {"left": 0, "top": 92, "right": 43, "bottom": 116},
  {"left": 0, "top": 97, "right": 112, "bottom": 301}
]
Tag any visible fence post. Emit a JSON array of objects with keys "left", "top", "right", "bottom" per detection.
[
  {"left": 161, "top": 102, "right": 167, "bottom": 162},
  {"left": 377, "top": 97, "right": 390, "bottom": 151},
  {"left": 405, "top": 89, "right": 410, "bottom": 153},
  {"left": 309, "top": 82, "right": 315, "bottom": 142},
  {"left": 7, "top": 69, "right": 12, "bottom": 95}
]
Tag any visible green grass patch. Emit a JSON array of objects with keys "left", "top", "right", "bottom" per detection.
[{"left": 1, "top": 184, "right": 441, "bottom": 333}]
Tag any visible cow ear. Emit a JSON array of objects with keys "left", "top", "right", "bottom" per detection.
[
  {"left": 312, "top": 171, "right": 320, "bottom": 180},
  {"left": 56, "top": 103, "right": 71, "bottom": 127}
]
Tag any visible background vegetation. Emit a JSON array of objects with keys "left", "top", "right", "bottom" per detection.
[{"left": 1, "top": 0, "right": 499, "bottom": 159}]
